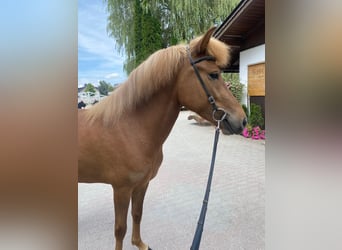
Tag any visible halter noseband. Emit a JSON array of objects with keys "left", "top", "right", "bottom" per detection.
[{"left": 186, "top": 45, "right": 228, "bottom": 124}]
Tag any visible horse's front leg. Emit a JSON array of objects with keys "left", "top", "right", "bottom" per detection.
[
  {"left": 131, "top": 182, "right": 151, "bottom": 250},
  {"left": 113, "top": 185, "right": 131, "bottom": 250}
]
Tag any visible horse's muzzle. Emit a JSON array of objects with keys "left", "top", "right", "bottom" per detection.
[{"left": 221, "top": 117, "right": 247, "bottom": 135}]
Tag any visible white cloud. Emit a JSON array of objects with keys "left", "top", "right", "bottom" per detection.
[
  {"left": 78, "top": 1, "right": 126, "bottom": 86},
  {"left": 105, "top": 72, "right": 119, "bottom": 79}
]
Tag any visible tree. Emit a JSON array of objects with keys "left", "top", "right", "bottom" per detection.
[
  {"left": 84, "top": 83, "right": 96, "bottom": 93},
  {"left": 123, "top": 0, "right": 163, "bottom": 73},
  {"left": 105, "top": 0, "right": 239, "bottom": 74},
  {"left": 98, "top": 80, "right": 114, "bottom": 96},
  {"left": 140, "top": 0, "right": 239, "bottom": 41}
]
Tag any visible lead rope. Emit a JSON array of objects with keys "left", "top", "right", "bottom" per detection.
[{"left": 190, "top": 111, "right": 226, "bottom": 250}]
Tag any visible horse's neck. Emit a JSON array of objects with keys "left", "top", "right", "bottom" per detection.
[{"left": 127, "top": 85, "right": 180, "bottom": 148}]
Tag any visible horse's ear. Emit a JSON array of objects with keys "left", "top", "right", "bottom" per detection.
[{"left": 196, "top": 27, "right": 216, "bottom": 54}]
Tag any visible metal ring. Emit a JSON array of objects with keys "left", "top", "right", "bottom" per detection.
[{"left": 212, "top": 108, "right": 227, "bottom": 122}]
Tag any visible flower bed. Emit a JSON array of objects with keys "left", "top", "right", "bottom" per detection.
[{"left": 242, "top": 126, "right": 265, "bottom": 140}]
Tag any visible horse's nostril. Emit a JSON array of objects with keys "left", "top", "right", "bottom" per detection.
[{"left": 242, "top": 117, "right": 247, "bottom": 127}]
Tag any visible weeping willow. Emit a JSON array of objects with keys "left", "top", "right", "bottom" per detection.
[{"left": 105, "top": 0, "right": 240, "bottom": 73}]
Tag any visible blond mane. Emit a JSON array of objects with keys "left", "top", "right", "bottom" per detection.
[{"left": 84, "top": 36, "right": 229, "bottom": 126}]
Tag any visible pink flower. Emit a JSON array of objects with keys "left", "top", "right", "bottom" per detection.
[
  {"left": 259, "top": 130, "right": 266, "bottom": 139},
  {"left": 252, "top": 134, "right": 260, "bottom": 140},
  {"left": 242, "top": 127, "right": 250, "bottom": 138},
  {"left": 252, "top": 127, "right": 259, "bottom": 136},
  {"left": 252, "top": 126, "right": 260, "bottom": 133},
  {"left": 242, "top": 126, "right": 265, "bottom": 140}
]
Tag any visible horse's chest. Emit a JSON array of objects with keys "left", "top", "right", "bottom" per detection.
[{"left": 125, "top": 150, "right": 163, "bottom": 182}]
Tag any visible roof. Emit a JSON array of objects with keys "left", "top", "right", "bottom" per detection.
[
  {"left": 214, "top": 0, "right": 265, "bottom": 72},
  {"left": 78, "top": 85, "right": 86, "bottom": 92}
]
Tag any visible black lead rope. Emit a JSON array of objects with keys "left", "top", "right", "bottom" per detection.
[{"left": 190, "top": 123, "right": 221, "bottom": 250}]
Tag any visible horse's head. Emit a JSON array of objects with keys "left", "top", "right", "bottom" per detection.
[{"left": 177, "top": 27, "right": 247, "bottom": 134}]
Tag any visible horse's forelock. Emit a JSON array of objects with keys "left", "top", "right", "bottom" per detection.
[{"left": 190, "top": 37, "right": 230, "bottom": 68}]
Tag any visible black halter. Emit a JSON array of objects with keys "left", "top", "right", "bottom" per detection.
[
  {"left": 186, "top": 46, "right": 229, "bottom": 123},
  {"left": 186, "top": 46, "right": 218, "bottom": 111}
]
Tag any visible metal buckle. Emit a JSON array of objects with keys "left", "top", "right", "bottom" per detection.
[
  {"left": 208, "top": 96, "right": 215, "bottom": 104},
  {"left": 212, "top": 108, "right": 227, "bottom": 122}
]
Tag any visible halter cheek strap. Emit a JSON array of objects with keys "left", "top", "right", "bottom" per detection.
[{"left": 186, "top": 46, "right": 218, "bottom": 112}]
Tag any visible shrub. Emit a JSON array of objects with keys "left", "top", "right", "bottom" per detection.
[
  {"left": 222, "top": 73, "right": 244, "bottom": 103},
  {"left": 229, "top": 80, "right": 244, "bottom": 103},
  {"left": 249, "top": 103, "right": 264, "bottom": 128}
]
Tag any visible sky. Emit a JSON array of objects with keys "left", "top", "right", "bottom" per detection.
[{"left": 78, "top": 0, "right": 126, "bottom": 87}]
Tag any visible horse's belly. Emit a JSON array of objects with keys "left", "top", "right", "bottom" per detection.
[{"left": 78, "top": 151, "right": 163, "bottom": 186}]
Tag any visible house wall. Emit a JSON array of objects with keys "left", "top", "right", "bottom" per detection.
[{"left": 239, "top": 44, "right": 265, "bottom": 106}]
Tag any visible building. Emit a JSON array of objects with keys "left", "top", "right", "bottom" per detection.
[
  {"left": 214, "top": 0, "right": 265, "bottom": 122},
  {"left": 78, "top": 84, "right": 106, "bottom": 105}
]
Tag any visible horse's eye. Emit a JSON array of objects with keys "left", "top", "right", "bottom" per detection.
[{"left": 208, "top": 72, "right": 219, "bottom": 80}]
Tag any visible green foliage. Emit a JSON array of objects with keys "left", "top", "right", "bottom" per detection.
[
  {"left": 242, "top": 104, "right": 248, "bottom": 118},
  {"left": 249, "top": 103, "right": 264, "bottom": 128},
  {"left": 229, "top": 81, "right": 244, "bottom": 103},
  {"left": 222, "top": 73, "right": 244, "bottom": 103},
  {"left": 84, "top": 83, "right": 96, "bottom": 93},
  {"left": 124, "top": 0, "right": 163, "bottom": 73},
  {"left": 98, "top": 80, "right": 114, "bottom": 96},
  {"left": 106, "top": 0, "right": 240, "bottom": 74},
  {"left": 140, "top": 0, "right": 239, "bottom": 43}
]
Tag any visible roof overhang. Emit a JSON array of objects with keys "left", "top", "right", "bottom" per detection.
[{"left": 214, "top": 0, "right": 265, "bottom": 73}]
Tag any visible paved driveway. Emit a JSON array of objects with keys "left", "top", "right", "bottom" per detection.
[{"left": 78, "top": 111, "right": 265, "bottom": 250}]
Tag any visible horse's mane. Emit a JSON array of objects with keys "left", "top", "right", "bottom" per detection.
[{"left": 84, "top": 36, "right": 229, "bottom": 126}]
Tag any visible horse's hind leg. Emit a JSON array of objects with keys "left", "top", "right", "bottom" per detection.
[
  {"left": 131, "top": 182, "right": 150, "bottom": 250},
  {"left": 113, "top": 186, "right": 131, "bottom": 250}
]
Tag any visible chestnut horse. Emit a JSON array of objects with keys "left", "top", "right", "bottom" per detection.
[{"left": 78, "top": 27, "right": 246, "bottom": 250}]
